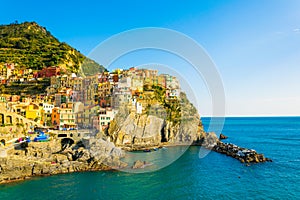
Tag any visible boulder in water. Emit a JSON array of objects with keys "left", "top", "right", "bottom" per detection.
[
  {"left": 132, "top": 160, "right": 145, "bottom": 169},
  {"left": 219, "top": 133, "right": 228, "bottom": 140}
]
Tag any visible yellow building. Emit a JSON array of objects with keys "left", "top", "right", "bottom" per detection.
[
  {"left": 98, "top": 81, "right": 112, "bottom": 98},
  {"left": 25, "top": 103, "right": 42, "bottom": 122}
]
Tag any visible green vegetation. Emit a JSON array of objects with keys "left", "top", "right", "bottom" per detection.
[
  {"left": 144, "top": 85, "right": 182, "bottom": 124},
  {"left": 0, "top": 78, "right": 50, "bottom": 95},
  {"left": 0, "top": 21, "right": 106, "bottom": 75}
]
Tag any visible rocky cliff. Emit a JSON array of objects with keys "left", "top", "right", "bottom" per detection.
[
  {"left": 107, "top": 92, "right": 207, "bottom": 150},
  {"left": 0, "top": 137, "right": 126, "bottom": 184}
]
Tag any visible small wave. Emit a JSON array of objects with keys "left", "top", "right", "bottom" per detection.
[
  {"left": 289, "top": 159, "right": 300, "bottom": 162},
  {"left": 269, "top": 137, "right": 300, "bottom": 141},
  {"left": 273, "top": 161, "right": 300, "bottom": 171}
]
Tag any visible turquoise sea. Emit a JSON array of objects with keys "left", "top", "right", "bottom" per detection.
[{"left": 0, "top": 117, "right": 299, "bottom": 199}]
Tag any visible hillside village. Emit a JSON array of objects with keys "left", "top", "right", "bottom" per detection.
[
  {"left": 0, "top": 21, "right": 272, "bottom": 185},
  {"left": 0, "top": 64, "right": 181, "bottom": 135}
]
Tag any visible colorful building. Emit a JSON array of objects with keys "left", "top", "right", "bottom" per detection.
[
  {"left": 37, "top": 66, "right": 60, "bottom": 78},
  {"left": 51, "top": 103, "right": 76, "bottom": 130},
  {"left": 25, "top": 103, "right": 42, "bottom": 122},
  {"left": 99, "top": 108, "right": 118, "bottom": 130}
]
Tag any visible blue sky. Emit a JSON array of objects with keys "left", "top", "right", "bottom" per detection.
[{"left": 1, "top": 0, "right": 300, "bottom": 116}]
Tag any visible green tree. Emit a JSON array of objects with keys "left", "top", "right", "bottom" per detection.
[{"left": 15, "top": 40, "right": 25, "bottom": 49}]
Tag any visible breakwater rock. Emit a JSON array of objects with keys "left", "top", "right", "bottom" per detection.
[
  {"left": 212, "top": 141, "right": 272, "bottom": 163},
  {"left": 0, "top": 138, "right": 127, "bottom": 184}
]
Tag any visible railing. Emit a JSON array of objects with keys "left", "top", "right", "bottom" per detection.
[{"left": 50, "top": 129, "right": 92, "bottom": 139}]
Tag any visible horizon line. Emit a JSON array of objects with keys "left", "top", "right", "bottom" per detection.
[{"left": 200, "top": 115, "right": 300, "bottom": 118}]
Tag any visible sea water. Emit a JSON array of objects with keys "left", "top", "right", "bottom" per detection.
[{"left": 0, "top": 117, "right": 299, "bottom": 199}]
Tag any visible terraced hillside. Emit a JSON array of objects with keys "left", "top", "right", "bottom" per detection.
[{"left": 0, "top": 21, "right": 105, "bottom": 75}]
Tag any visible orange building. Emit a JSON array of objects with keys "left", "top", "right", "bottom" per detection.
[
  {"left": 51, "top": 107, "right": 60, "bottom": 128},
  {"left": 51, "top": 103, "right": 76, "bottom": 130}
]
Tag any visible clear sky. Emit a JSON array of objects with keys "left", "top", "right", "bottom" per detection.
[{"left": 1, "top": 0, "right": 300, "bottom": 116}]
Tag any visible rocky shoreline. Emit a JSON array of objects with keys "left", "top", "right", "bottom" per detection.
[
  {"left": 0, "top": 130, "right": 272, "bottom": 184},
  {"left": 0, "top": 138, "right": 272, "bottom": 184},
  {"left": 0, "top": 129, "right": 272, "bottom": 185},
  {"left": 0, "top": 137, "right": 127, "bottom": 184}
]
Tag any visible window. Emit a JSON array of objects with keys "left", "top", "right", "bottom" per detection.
[{"left": 106, "top": 117, "right": 110, "bottom": 120}]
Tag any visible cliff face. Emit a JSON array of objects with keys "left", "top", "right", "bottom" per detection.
[
  {"left": 0, "top": 138, "right": 126, "bottom": 183},
  {"left": 109, "top": 112, "right": 164, "bottom": 149},
  {"left": 107, "top": 92, "right": 206, "bottom": 150}
]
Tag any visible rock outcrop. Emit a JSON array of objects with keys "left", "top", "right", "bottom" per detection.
[
  {"left": 132, "top": 160, "right": 153, "bottom": 169},
  {"left": 202, "top": 132, "right": 219, "bottom": 148},
  {"left": 219, "top": 133, "right": 228, "bottom": 140},
  {"left": 0, "top": 137, "right": 126, "bottom": 184},
  {"left": 107, "top": 92, "right": 206, "bottom": 150},
  {"left": 110, "top": 112, "right": 164, "bottom": 149},
  {"left": 132, "top": 160, "right": 145, "bottom": 169}
]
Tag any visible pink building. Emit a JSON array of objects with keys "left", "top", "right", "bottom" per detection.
[{"left": 38, "top": 66, "right": 60, "bottom": 78}]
